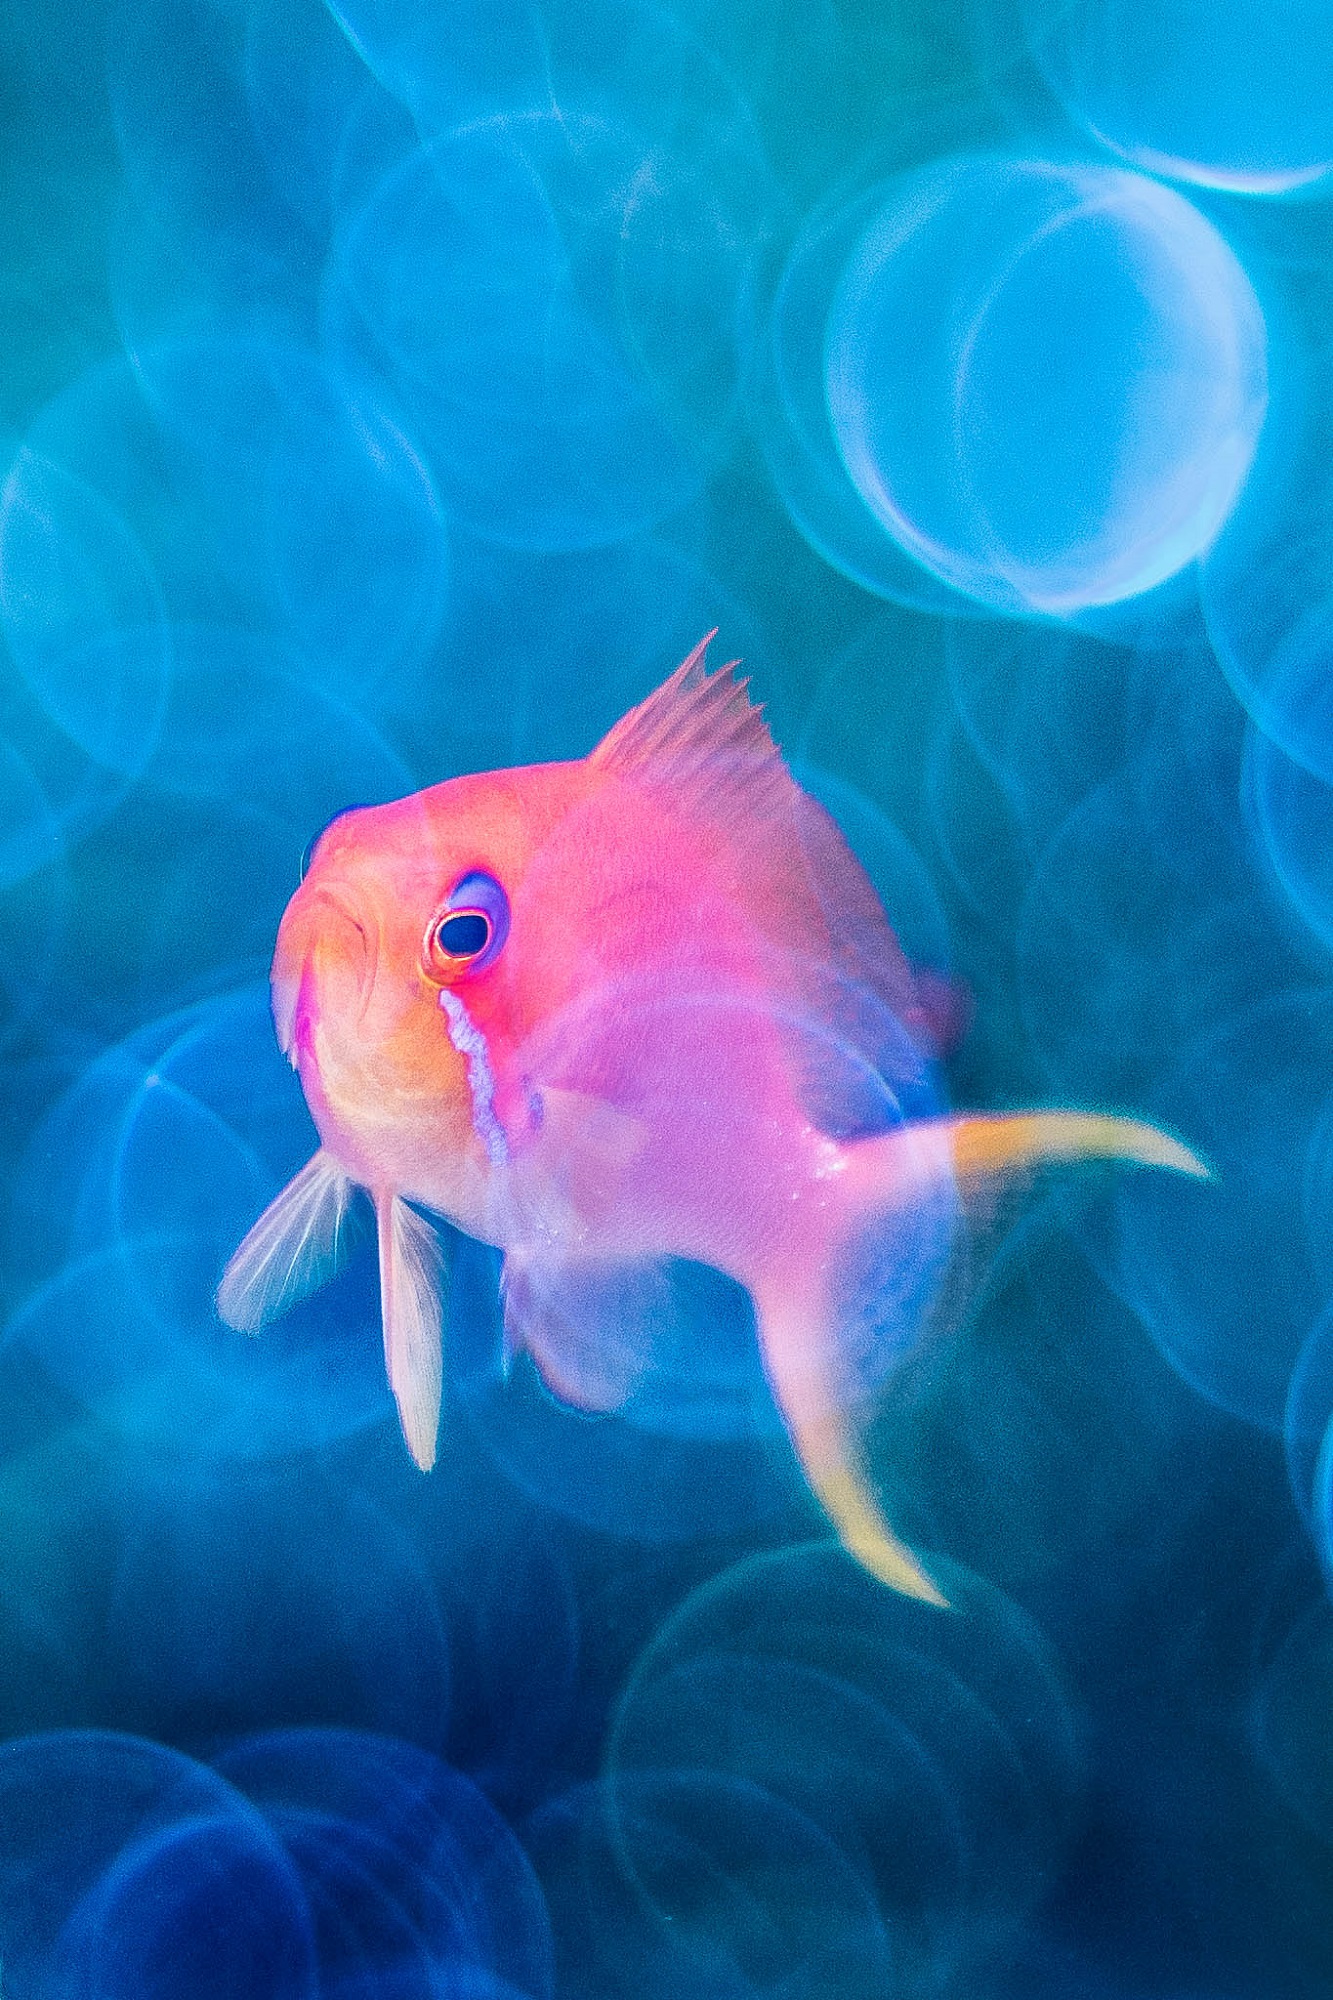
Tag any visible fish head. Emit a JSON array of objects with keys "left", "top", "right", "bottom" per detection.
[{"left": 271, "top": 775, "right": 548, "bottom": 1201}]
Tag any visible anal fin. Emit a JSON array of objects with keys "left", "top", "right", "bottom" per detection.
[
  {"left": 377, "top": 1194, "right": 446, "bottom": 1471},
  {"left": 216, "top": 1149, "right": 356, "bottom": 1332},
  {"left": 501, "top": 1254, "right": 657, "bottom": 1413}
]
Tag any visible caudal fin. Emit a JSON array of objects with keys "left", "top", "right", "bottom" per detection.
[
  {"left": 937, "top": 1110, "right": 1207, "bottom": 1190},
  {"left": 799, "top": 1412, "right": 948, "bottom": 1606},
  {"left": 752, "top": 1283, "right": 949, "bottom": 1608},
  {"left": 837, "top": 1110, "right": 1207, "bottom": 1228},
  {"left": 753, "top": 1106, "right": 1205, "bottom": 1607}
]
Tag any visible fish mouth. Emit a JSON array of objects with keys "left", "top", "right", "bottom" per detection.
[{"left": 271, "top": 888, "right": 375, "bottom": 1063}]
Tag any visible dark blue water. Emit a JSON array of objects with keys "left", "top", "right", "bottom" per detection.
[{"left": 1, "top": 0, "right": 1332, "bottom": 1994}]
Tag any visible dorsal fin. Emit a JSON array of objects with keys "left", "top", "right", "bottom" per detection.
[{"left": 589, "top": 633, "right": 791, "bottom": 825}]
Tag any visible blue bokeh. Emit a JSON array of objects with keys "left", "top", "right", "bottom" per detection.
[
  {"left": 825, "top": 156, "right": 1267, "bottom": 616},
  {"left": 1019, "top": 0, "right": 1333, "bottom": 195},
  {"left": 1, "top": 0, "right": 1332, "bottom": 1995}
]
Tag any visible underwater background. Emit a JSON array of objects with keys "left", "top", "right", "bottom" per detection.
[{"left": 2, "top": 0, "right": 1333, "bottom": 1992}]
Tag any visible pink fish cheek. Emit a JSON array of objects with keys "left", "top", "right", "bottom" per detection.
[
  {"left": 318, "top": 906, "right": 373, "bottom": 1009},
  {"left": 283, "top": 924, "right": 389, "bottom": 1159}
]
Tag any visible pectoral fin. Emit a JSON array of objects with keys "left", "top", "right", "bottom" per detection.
[
  {"left": 522, "top": 1085, "right": 649, "bottom": 1231},
  {"left": 377, "top": 1194, "right": 446, "bottom": 1470},
  {"left": 216, "top": 1149, "right": 357, "bottom": 1332}
]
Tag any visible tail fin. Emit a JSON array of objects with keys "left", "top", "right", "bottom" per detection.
[
  {"left": 925, "top": 1110, "right": 1207, "bottom": 1191},
  {"left": 839, "top": 1109, "right": 1207, "bottom": 1226},
  {"left": 753, "top": 1110, "right": 1207, "bottom": 1608}
]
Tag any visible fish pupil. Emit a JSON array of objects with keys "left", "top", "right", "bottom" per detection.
[{"left": 437, "top": 911, "right": 490, "bottom": 957}]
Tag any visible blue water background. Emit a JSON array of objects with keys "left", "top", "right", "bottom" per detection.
[{"left": 2, "top": 0, "right": 1333, "bottom": 1993}]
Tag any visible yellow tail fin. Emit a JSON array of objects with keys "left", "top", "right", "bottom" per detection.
[
  {"left": 753, "top": 1109, "right": 1206, "bottom": 1608},
  {"left": 946, "top": 1111, "right": 1207, "bottom": 1188},
  {"left": 751, "top": 1289, "right": 949, "bottom": 1607},
  {"left": 808, "top": 1435, "right": 948, "bottom": 1606}
]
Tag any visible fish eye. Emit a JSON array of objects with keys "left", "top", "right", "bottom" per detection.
[
  {"left": 436, "top": 910, "right": 491, "bottom": 956},
  {"left": 426, "top": 870, "right": 509, "bottom": 976}
]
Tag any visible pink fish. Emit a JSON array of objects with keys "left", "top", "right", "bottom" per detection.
[{"left": 218, "top": 636, "right": 1203, "bottom": 1603}]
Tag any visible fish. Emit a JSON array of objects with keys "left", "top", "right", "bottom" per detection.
[{"left": 217, "top": 634, "right": 1205, "bottom": 1605}]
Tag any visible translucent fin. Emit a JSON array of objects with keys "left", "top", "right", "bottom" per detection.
[
  {"left": 501, "top": 1255, "right": 659, "bottom": 1412},
  {"left": 905, "top": 968, "right": 972, "bottom": 1056},
  {"left": 589, "top": 633, "right": 791, "bottom": 829},
  {"left": 216, "top": 1149, "right": 356, "bottom": 1332},
  {"left": 850, "top": 1110, "right": 1209, "bottom": 1202},
  {"left": 503, "top": 1083, "right": 649, "bottom": 1252},
  {"left": 527, "top": 1086, "right": 648, "bottom": 1219},
  {"left": 377, "top": 1193, "right": 445, "bottom": 1471},
  {"left": 747, "top": 1108, "right": 1204, "bottom": 1606},
  {"left": 752, "top": 1286, "right": 947, "bottom": 1607}
]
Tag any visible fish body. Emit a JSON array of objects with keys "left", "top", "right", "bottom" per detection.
[{"left": 220, "top": 637, "right": 1203, "bottom": 1603}]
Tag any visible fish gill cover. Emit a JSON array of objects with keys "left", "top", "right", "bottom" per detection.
[{"left": 0, "top": 0, "right": 1329, "bottom": 1995}]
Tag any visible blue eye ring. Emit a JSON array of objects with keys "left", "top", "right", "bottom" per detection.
[{"left": 426, "top": 870, "right": 509, "bottom": 976}]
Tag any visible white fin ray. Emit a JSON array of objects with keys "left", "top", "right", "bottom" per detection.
[
  {"left": 377, "top": 1194, "right": 446, "bottom": 1470},
  {"left": 216, "top": 1149, "right": 356, "bottom": 1332}
]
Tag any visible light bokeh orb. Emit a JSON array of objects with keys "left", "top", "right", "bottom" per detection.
[
  {"left": 1020, "top": 0, "right": 1333, "bottom": 195},
  {"left": 825, "top": 156, "right": 1267, "bottom": 615}
]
